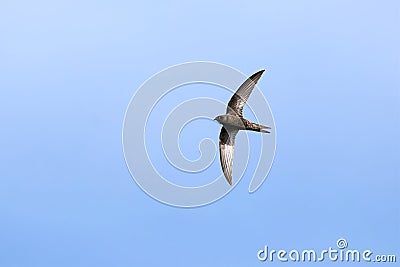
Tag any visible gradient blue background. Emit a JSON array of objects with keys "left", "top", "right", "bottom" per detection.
[{"left": 1, "top": 1, "right": 399, "bottom": 266}]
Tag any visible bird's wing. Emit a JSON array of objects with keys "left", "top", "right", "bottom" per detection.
[
  {"left": 227, "top": 69, "right": 265, "bottom": 116},
  {"left": 219, "top": 126, "right": 238, "bottom": 185}
]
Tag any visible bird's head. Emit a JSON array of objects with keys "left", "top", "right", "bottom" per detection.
[{"left": 214, "top": 115, "right": 227, "bottom": 125}]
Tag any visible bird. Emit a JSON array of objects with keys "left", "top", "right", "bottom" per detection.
[{"left": 214, "top": 70, "right": 271, "bottom": 185}]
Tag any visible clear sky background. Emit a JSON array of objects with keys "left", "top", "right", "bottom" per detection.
[{"left": 0, "top": 1, "right": 399, "bottom": 266}]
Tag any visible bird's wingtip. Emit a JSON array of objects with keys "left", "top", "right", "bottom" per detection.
[{"left": 255, "top": 69, "right": 266, "bottom": 76}]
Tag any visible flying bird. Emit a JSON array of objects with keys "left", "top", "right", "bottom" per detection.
[{"left": 214, "top": 70, "right": 271, "bottom": 185}]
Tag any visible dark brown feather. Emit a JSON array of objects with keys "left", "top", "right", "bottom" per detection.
[
  {"left": 219, "top": 127, "right": 238, "bottom": 185},
  {"left": 227, "top": 69, "right": 265, "bottom": 116}
]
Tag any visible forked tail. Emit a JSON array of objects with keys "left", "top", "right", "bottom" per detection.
[{"left": 244, "top": 120, "right": 271, "bottom": 133}]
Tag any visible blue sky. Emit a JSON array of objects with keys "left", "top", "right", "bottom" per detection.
[{"left": 0, "top": 0, "right": 399, "bottom": 266}]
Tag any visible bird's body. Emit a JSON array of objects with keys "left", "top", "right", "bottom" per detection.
[
  {"left": 215, "top": 114, "right": 270, "bottom": 133},
  {"left": 214, "top": 70, "right": 271, "bottom": 185}
]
